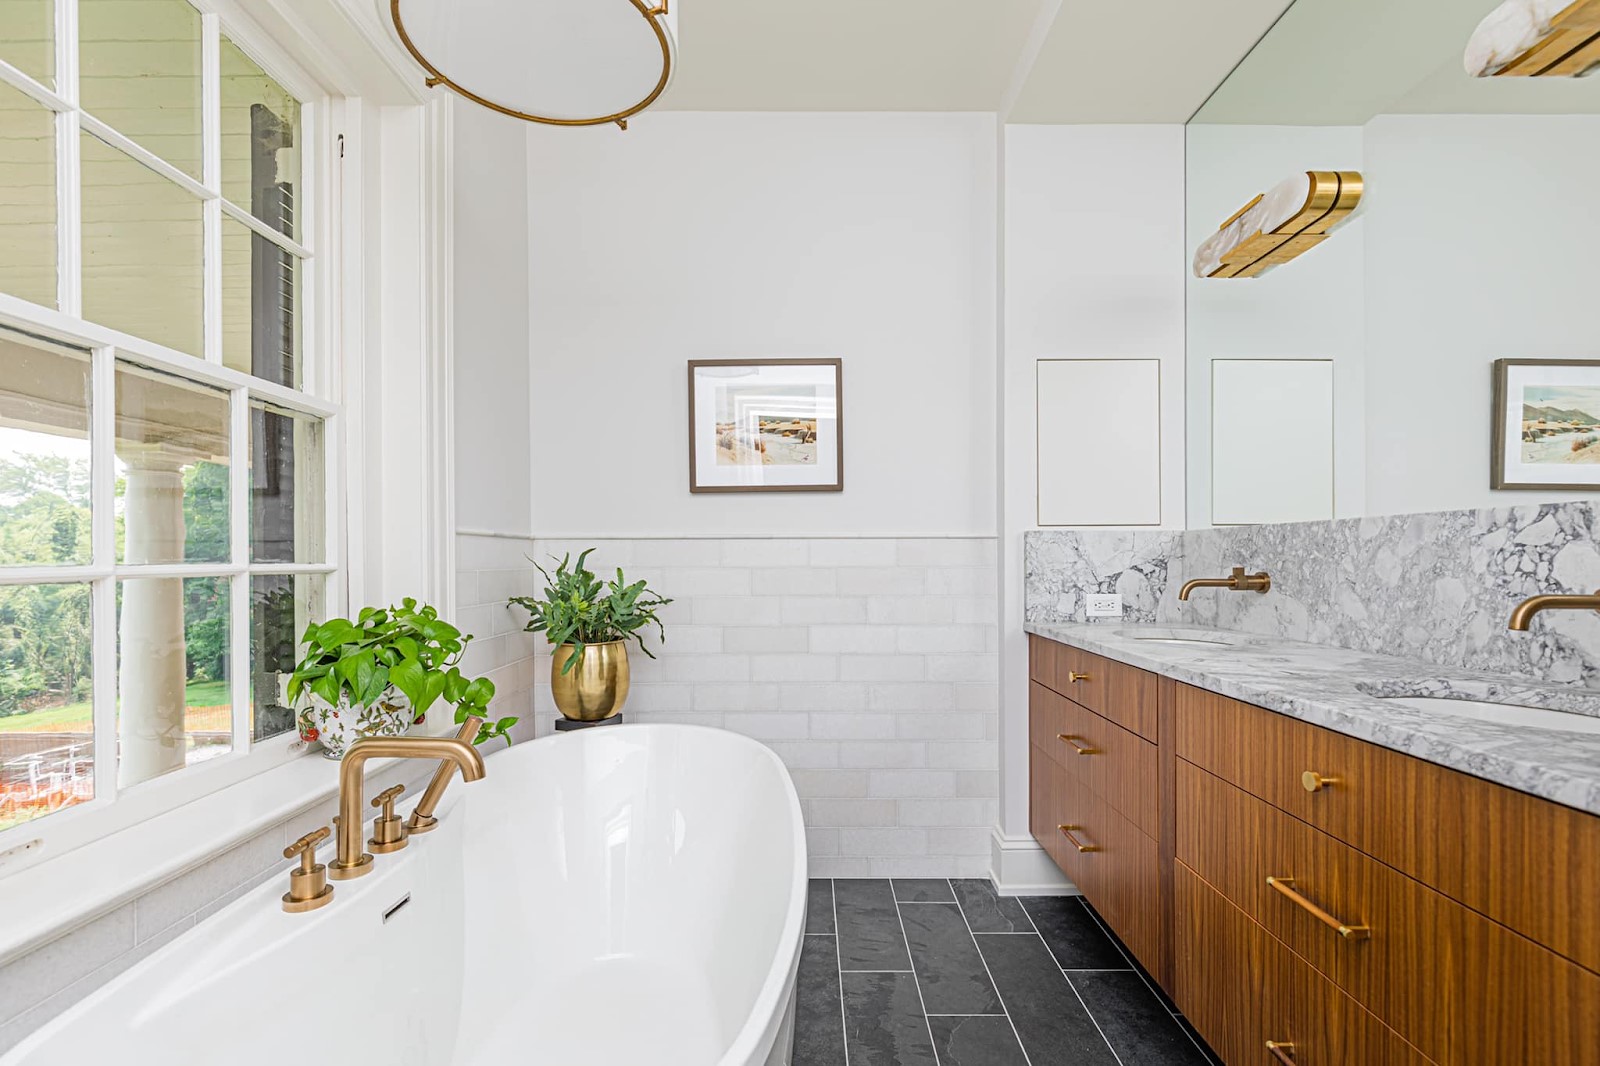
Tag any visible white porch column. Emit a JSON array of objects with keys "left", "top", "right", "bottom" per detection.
[{"left": 117, "top": 455, "right": 188, "bottom": 785}]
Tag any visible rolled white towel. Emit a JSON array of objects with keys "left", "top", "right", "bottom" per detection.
[{"left": 1464, "top": 0, "right": 1573, "bottom": 76}]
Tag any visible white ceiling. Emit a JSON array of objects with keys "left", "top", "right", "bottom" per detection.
[
  {"left": 1008, "top": 0, "right": 1296, "bottom": 123},
  {"left": 656, "top": 0, "right": 1048, "bottom": 112},
  {"left": 654, "top": 0, "right": 1292, "bottom": 121}
]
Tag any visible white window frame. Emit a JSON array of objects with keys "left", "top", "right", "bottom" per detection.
[{"left": 0, "top": 0, "right": 348, "bottom": 859}]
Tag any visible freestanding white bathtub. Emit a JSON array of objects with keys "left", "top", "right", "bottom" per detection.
[{"left": 2, "top": 725, "right": 808, "bottom": 1066}]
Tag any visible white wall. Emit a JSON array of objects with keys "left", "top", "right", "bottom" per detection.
[
  {"left": 998, "top": 125, "right": 1186, "bottom": 879},
  {"left": 1184, "top": 125, "right": 1366, "bottom": 527},
  {"left": 1363, "top": 114, "right": 1600, "bottom": 516},
  {"left": 453, "top": 102, "right": 534, "bottom": 538},
  {"left": 524, "top": 112, "right": 998, "bottom": 536}
]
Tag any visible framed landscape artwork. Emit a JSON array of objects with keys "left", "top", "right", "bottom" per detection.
[
  {"left": 687, "top": 359, "right": 843, "bottom": 493},
  {"left": 1492, "top": 359, "right": 1600, "bottom": 490}
]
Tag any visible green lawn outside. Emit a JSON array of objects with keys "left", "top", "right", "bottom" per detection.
[{"left": 0, "top": 679, "right": 232, "bottom": 732}]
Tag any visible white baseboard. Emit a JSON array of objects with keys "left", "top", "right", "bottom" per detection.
[{"left": 989, "top": 829, "right": 1077, "bottom": 897}]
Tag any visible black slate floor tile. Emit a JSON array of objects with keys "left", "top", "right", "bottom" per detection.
[
  {"left": 842, "top": 971, "right": 938, "bottom": 1066},
  {"left": 794, "top": 934, "right": 847, "bottom": 1066},
  {"left": 1071, "top": 970, "right": 1215, "bottom": 1065},
  {"left": 835, "top": 878, "right": 913, "bottom": 971},
  {"left": 975, "top": 933, "right": 1120, "bottom": 1066},
  {"left": 928, "top": 1015, "right": 1030, "bottom": 1066},
  {"left": 900, "top": 902, "right": 1003, "bottom": 1016},
  {"left": 1019, "top": 895, "right": 1129, "bottom": 970},
  {"left": 950, "top": 878, "right": 1034, "bottom": 933},
  {"left": 893, "top": 878, "right": 955, "bottom": 902},
  {"left": 807, "top": 878, "right": 836, "bottom": 934}
]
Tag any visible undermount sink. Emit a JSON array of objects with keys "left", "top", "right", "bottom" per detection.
[
  {"left": 1378, "top": 696, "right": 1600, "bottom": 736},
  {"left": 1111, "top": 628, "right": 1243, "bottom": 647}
]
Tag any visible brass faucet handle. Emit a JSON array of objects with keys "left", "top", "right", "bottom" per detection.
[
  {"left": 282, "top": 826, "right": 334, "bottom": 913},
  {"left": 371, "top": 784, "right": 406, "bottom": 815},
  {"left": 369, "top": 784, "right": 410, "bottom": 854},
  {"left": 284, "top": 826, "right": 331, "bottom": 868}
]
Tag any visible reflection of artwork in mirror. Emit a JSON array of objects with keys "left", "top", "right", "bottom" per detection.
[
  {"left": 688, "top": 360, "right": 843, "bottom": 493},
  {"left": 1492, "top": 360, "right": 1600, "bottom": 490}
]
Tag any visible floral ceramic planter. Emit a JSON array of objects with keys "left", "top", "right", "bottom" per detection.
[{"left": 298, "top": 689, "right": 414, "bottom": 759}]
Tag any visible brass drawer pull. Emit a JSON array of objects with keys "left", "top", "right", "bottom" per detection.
[
  {"left": 1058, "top": 824, "right": 1099, "bottom": 853},
  {"left": 1301, "top": 770, "right": 1340, "bottom": 793},
  {"left": 1057, "top": 733, "right": 1101, "bottom": 756},
  {"left": 1066, "top": 671, "right": 1091, "bottom": 683},
  {"left": 1266, "top": 1040, "right": 1296, "bottom": 1064},
  {"left": 1267, "top": 876, "right": 1370, "bottom": 941}
]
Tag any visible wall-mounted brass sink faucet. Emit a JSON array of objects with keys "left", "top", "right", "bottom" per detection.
[
  {"left": 1178, "top": 566, "right": 1272, "bottom": 601},
  {"left": 1507, "top": 591, "right": 1600, "bottom": 630}
]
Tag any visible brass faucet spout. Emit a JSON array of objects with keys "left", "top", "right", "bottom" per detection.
[
  {"left": 330, "top": 735, "right": 486, "bottom": 880},
  {"left": 1178, "top": 566, "right": 1272, "bottom": 601},
  {"left": 1507, "top": 592, "right": 1600, "bottom": 631},
  {"left": 406, "top": 717, "right": 485, "bottom": 835}
]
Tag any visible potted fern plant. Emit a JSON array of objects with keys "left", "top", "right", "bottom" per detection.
[
  {"left": 288, "top": 598, "right": 516, "bottom": 757},
  {"left": 509, "top": 550, "right": 672, "bottom": 723}
]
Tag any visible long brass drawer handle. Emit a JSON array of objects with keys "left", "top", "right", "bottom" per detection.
[
  {"left": 1058, "top": 824, "right": 1099, "bottom": 853},
  {"left": 1066, "top": 671, "right": 1091, "bottom": 683},
  {"left": 1056, "top": 733, "right": 1101, "bottom": 756},
  {"left": 1266, "top": 876, "right": 1370, "bottom": 941},
  {"left": 1266, "top": 1040, "right": 1296, "bottom": 1064}
]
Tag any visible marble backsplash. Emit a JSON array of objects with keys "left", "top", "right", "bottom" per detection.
[{"left": 1024, "top": 502, "right": 1600, "bottom": 685}]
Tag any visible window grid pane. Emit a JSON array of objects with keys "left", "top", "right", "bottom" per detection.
[
  {"left": 81, "top": 132, "right": 205, "bottom": 357},
  {"left": 0, "top": 330, "right": 92, "bottom": 567},
  {"left": 116, "top": 574, "right": 231, "bottom": 788},
  {"left": 222, "top": 215, "right": 301, "bottom": 386},
  {"left": 0, "top": 80, "right": 58, "bottom": 310},
  {"left": 220, "top": 34, "right": 299, "bottom": 241},
  {"left": 114, "top": 362, "right": 230, "bottom": 566},
  {"left": 78, "top": 0, "right": 204, "bottom": 181},
  {"left": 0, "top": 581, "right": 94, "bottom": 830}
]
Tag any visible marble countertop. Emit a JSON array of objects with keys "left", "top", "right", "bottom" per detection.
[{"left": 1025, "top": 622, "right": 1600, "bottom": 817}]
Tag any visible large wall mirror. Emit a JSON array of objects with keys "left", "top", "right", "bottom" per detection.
[{"left": 1186, "top": 0, "right": 1600, "bottom": 527}]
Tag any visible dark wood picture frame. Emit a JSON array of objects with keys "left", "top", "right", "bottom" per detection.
[
  {"left": 1492, "top": 358, "right": 1600, "bottom": 490},
  {"left": 687, "top": 359, "right": 844, "bottom": 493}
]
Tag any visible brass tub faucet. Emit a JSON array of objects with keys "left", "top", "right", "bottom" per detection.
[
  {"left": 1508, "top": 591, "right": 1600, "bottom": 630},
  {"left": 1178, "top": 566, "right": 1272, "bottom": 601},
  {"left": 329, "top": 735, "right": 486, "bottom": 881}
]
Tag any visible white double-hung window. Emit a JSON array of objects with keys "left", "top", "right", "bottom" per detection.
[{"left": 0, "top": 0, "right": 343, "bottom": 853}]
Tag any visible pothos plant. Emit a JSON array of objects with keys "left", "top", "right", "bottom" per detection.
[
  {"left": 509, "top": 549, "right": 672, "bottom": 674},
  {"left": 287, "top": 599, "right": 517, "bottom": 745}
]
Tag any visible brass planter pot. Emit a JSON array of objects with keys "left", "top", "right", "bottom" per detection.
[{"left": 550, "top": 640, "right": 631, "bottom": 722}]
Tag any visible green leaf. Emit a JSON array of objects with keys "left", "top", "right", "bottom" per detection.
[
  {"left": 416, "top": 670, "right": 447, "bottom": 716},
  {"left": 390, "top": 658, "right": 426, "bottom": 708}
]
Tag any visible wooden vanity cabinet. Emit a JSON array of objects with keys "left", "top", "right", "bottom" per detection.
[{"left": 1027, "top": 633, "right": 1600, "bottom": 1066}]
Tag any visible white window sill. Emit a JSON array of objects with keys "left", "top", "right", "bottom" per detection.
[{"left": 0, "top": 752, "right": 407, "bottom": 965}]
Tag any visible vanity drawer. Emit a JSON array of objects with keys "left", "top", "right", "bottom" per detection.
[
  {"left": 1177, "top": 758, "right": 1600, "bottom": 1066},
  {"left": 1029, "top": 681, "right": 1159, "bottom": 836},
  {"left": 1176, "top": 682, "right": 1600, "bottom": 975},
  {"left": 1176, "top": 862, "right": 1432, "bottom": 1066},
  {"left": 1029, "top": 745, "right": 1163, "bottom": 977},
  {"left": 1030, "top": 637, "right": 1159, "bottom": 742}
]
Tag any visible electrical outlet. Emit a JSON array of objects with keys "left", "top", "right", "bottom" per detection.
[{"left": 1086, "top": 593, "right": 1124, "bottom": 618}]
